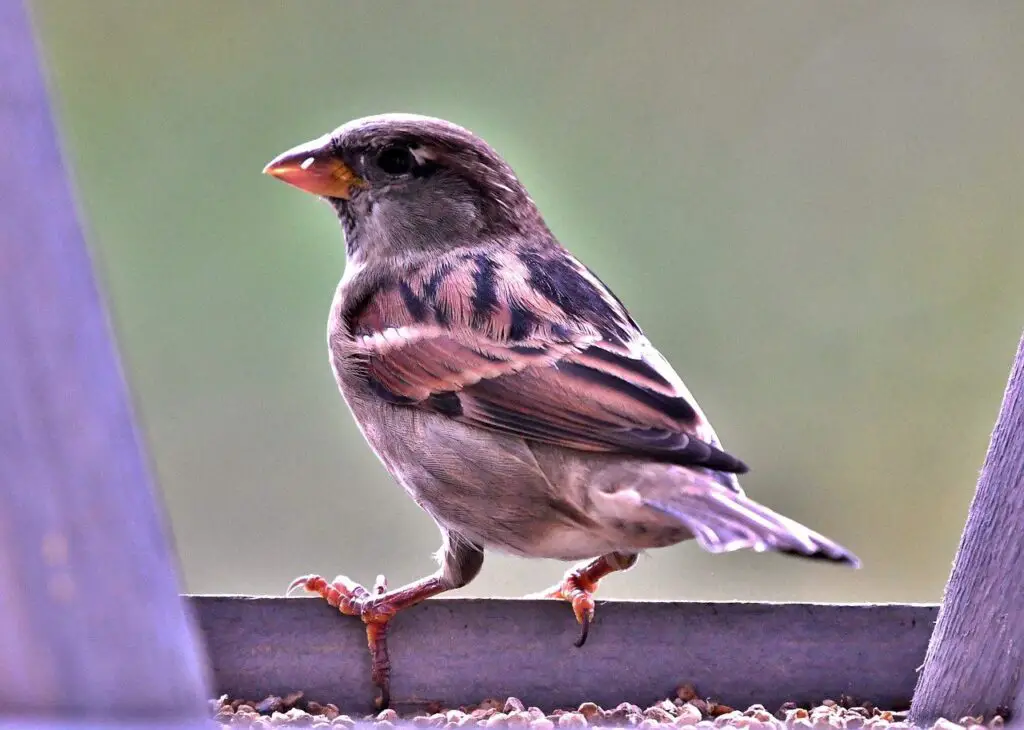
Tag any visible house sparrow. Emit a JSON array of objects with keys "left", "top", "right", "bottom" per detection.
[{"left": 264, "top": 113, "right": 860, "bottom": 708}]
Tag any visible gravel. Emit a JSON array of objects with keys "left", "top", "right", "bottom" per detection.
[{"left": 209, "top": 686, "right": 1007, "bottom": 730}]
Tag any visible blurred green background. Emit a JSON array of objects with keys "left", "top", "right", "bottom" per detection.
[{"left": 30, "top": 1, "right": 1023, "bottom": 603}]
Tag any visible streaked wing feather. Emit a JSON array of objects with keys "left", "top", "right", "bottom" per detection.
[{"left": 347, "top": 248, "right": 749, "bottom": 474}]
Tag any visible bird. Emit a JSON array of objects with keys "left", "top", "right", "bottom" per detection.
[{"left": 263, "top": 113, "right": 860, "bottom": 708}]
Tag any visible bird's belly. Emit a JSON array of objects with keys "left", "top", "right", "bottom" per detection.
[
  {"left": 521, "top": 526, "right": 631, "bottom": 561},
  {"left": 341, "top": 385, "right": 624, "bottom": 560},
  {"left": 340, "top": 382, "right": 696, "bottom": 561}
]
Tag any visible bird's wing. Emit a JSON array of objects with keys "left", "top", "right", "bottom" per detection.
[{"left": 345, "top": 247, "right": 748, "bottom": 474}]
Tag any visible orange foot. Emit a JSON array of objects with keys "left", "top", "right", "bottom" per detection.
[
  {"left": 288, "top": 542, "right": 481, "bottom": 708},
  {"left": 287, "top": 573, "right": 397, "bottom": 708},
  {"left": 540, "top": 570, "right": 598, "bottom": 647},
  {"left": 530, "top": 551, "right": 638, "bottom": 647}
]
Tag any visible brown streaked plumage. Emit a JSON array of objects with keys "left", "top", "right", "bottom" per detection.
[
  {"left": 345, "top": 246, "right": 746, "bottom": 473},
  {"left": 264, "top": 113, "right": 860, "bottom": 708}
]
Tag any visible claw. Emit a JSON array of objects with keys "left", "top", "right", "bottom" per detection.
[
  {"left": 531, "top": 570, "right": 598, "bottom": 647},
  {"left": 575, "top": 613, "right": 591, "bottom": 647},
  {"left": 286, "top": 573, "right": 318, "bottom": 596},
  {"left": 568, "top": 582, "right": 596, "bottom": 646}
]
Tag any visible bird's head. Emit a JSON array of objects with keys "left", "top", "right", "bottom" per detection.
[{"left": 264, "top": 113, "right": 546, "bottom": 259}]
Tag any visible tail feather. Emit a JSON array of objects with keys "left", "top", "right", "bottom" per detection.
[{"left": 645, "top": 486, "right": 861, "bottom": 567}]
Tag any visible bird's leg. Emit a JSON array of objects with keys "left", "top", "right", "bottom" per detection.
[
  {"left": 288, "top": 533, "right": 483, "bottom": 709},
  {"left": 532, "top": 551, "right": 638, "bottom": 647}
]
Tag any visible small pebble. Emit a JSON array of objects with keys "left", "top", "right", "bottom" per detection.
[
  {"left": 675, "top": 704, "right": 703, "bottom": 726},
  {"left": 209, "top": 693, "right": 1003, "bottom": 730},
  {"left": 508, "top": 711, "right": 532, "bottom": 729},
  {"left": 645, "top": 707, "right": 675, "bottom": 723},
  {"left": 607, "top": 703, "right": 636, "bottom": 722},
  {"left": 558, "top": 712, "right": 587, "bottom": 728},
  {"left": 714, "top": 711, "right": 747, "bottom": 728}
]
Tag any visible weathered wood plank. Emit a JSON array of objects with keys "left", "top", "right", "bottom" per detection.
[
  {"left": 0, "top": 0, "right": 210, "bottom": 721},
  {"left": 193, "top": 596, "right": 936, "bottom": 714},
  {"left": 910, "top": 331, "right": 1024, "bottom": 726}
]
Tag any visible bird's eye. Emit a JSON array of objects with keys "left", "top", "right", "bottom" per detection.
[{"left": 376, "top": 146, "right": 414, "bottom": 175}]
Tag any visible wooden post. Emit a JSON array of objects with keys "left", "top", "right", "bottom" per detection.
[
  {"left": 0, "top": 0, "right": 211, "bottom": 723},
  {"left": 910, "top": 332, "right": 1024, "bottom": 726}
]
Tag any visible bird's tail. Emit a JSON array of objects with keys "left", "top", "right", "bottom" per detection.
[{"left": 644, "top": 484, "right": 860, "bottom": 567}]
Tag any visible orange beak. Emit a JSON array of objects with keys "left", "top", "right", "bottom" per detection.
[{"left": 262, "top": 134, "right": 364, "bottom": 199}]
